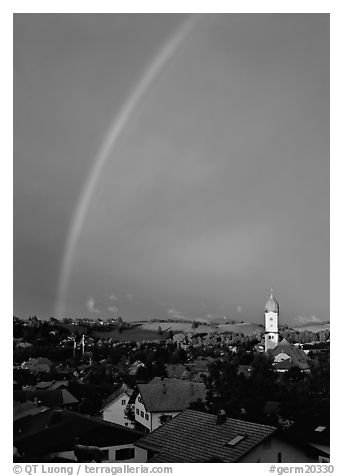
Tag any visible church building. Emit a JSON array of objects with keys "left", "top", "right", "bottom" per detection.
[
  {"left": 264, "top": 291, "right": 310, "bottom": 372},
  {"left": 264, "top": 291, "right": 279, "bottom": 352}
]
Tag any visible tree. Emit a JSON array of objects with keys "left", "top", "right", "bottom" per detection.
[{"left": 205, "top": 358, "right": 242, "bottom": 418}]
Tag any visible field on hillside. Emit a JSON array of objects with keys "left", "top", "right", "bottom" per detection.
[
  {"left": 292, "top": 322, "right": 330, "bottom": 332},
  {"left": 217, "top": 322, "right": 264, "bottom": 335},
  {"left": 139, "top": 321, "right": 218, "bottom": 334},
  {"left": 91, "top": 327, "right": 165, "bottom": 342},
  {"left": 58, "top": 323, "right": 88, "bottom": 335}
]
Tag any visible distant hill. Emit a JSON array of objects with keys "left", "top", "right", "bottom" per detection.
[
  {"left": 139, "top": 321, "right": 218, "bottom": 334},
  {"left": 292, "top": 322, "right": 330, "bottom": 332},
  {"left": 217, "top": 322, "right": 264, "bottom": 336},
  {"left": 91, "top": 327, "right": 165, "bottom": 342}
]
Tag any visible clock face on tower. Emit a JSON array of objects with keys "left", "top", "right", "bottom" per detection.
[{"left": 265, "top": 311, "right": 278, "bottom": 332}]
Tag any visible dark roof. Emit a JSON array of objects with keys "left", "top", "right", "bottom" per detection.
[
  {"left": 136, "top": 409, "right": 276, "bottom": 462},
  {"left": 68, "top": 382, "right": 117, "bottom": 401},
  {"left": 270, "top": 339, "right": 309, "bottom": 370},
  {"left": 14, "top": 389, "right": 78, "bottom": 407},
  {"left": 165, "top": 365, "right": 189, "bottom": 379},
  {"left": 16, "top": 410, "right": 144, "bottom": 457},
  {"left": 100, "top": 385, "right": 133, "bottom": 412},
  {"left": 138, "top": 379, "right": 206, "bottom": 413},
  {"left": 35, "top": 381, "right": 53, "bottom": 390},
  {"left": 14, "top": 409, "right": 53, "bottom": 444},
  {"left": 13, "top": 401, "right": 49, "bottom": 421},
  {"left": 284, "top": 422, "right": 330, "bottom": 452}
]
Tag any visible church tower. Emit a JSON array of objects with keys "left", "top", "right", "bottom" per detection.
[{"left": 264, "top": 291, "right": 279, "bottom": 352}]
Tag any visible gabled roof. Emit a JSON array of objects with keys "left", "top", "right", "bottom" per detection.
[
  {"left": 16, "top": 410, "right": 144, "bottom": 457},
  {"left": 14, "top": 406, "right": 53, "bottom": 444},
  {"left": 13, "top": 401, "right": 49, "bottom": 421},
  {"left": 270, "top": 339, "right": 309, "bottom": 370},
  {"left": 136, "top": 409, "right": 276, "bottom": 462},
  {"left": 137, "top": 379, "right": 206, "bottom": 413},
  {"left": 35, "top": 381, "right": 69, "bottom": 391},
  {"left": 14, "top": 389, "right": 79, "bottom": 407},
  {"left": 100, "top": 386, "right": 133, "bottom": 412},
  {"left": 282, "top": 422, "right": 330, "bottom": 457}
]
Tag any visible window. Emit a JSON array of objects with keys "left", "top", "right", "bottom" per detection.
[
  {"left": 278, "top": 452, "right": 282, "bottom": 463},
  {"left": 140, "top": 411, "right": 144, "bottom": 417},
  {"left": 226, "top": 435, "right": 246, "bottom": 446},
  {"left": 115, "top": 448, "right": 135, "bottom": 461},
  {"left": 101, "top": 449, "right": 109, "bottom": 460},
  {"left": 136, "top": 409, "right": 139, "bottom": 415},
  {"left": 145, "top": 413, "right": 149, "bottom": 420},
  {"left": 159, "top": 414, "right": 173, "bottom": 424},
  {"left": 138, "top": 396, "right": 142, "bottom": 403},
  {"left": 121, "top": 399, "right": 126, "bottom": 405}
]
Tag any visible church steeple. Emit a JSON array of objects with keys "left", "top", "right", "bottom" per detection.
[
  {"left": 264, "top": 290, "right": 279, "bottom": 352},
  {"left": 265, "top": 290, "right": 279, "bottom": 313}
]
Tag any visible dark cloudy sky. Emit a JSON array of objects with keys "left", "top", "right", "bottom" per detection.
[{"left": 14, "top": 13, "right": 329, "bottom": 325}]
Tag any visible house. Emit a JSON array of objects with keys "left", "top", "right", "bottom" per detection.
[
  {"left": 165, "top": 364, "right": 207, "bottom": 382},
  {"left": 15, "top": 410, "right": 145, "bottom": 463},
  {"left": 284, "top": 422, "right": 330, "bottom": 462},
  {"left": 14, "top": 401, "right": 52, "bottom": 442},
  {"left": 129, "top": 360, "right": 145, "bottom": 376},
  {"left": 35, "top": 380, "right": 69, "bottom": 391},
  {"left": 269, "top": 338, "right": 310, "bottom": 372},
  {"left": 100, "top": 384, "right": 134, "bottom": 428},
  {"left": 135, "top": 409, "right": 327, "bottom": 463},
  {"left": 134, "top": 378, "right": 206, "bottom": 432},
  {"left": 13, "top": 389, "right": 79, "bottom": 410}
]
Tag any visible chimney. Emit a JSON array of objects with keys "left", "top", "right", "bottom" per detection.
[
  {"left": 162, "top": 383, "right": 166, "bottom": 394},
  {"left": 216, "top": 410, "right": 227, "bottom": 425}
]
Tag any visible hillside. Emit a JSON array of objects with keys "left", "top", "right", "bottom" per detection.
[
  {"left": 139, "top": 321, "right": 218, "bottom": 334},
  {"left": 91, "top": 327, "right": 165, "bottom": 342},
  {"left": 217, "top": 322, "right": 264, "bottom": 336},
  {"left": 292, "top": 322, "right": 330, "bottom": 332}
]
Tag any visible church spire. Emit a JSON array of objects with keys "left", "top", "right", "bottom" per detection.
[{"left": 265, "top": 290, "right": 279, "bottom": 313}]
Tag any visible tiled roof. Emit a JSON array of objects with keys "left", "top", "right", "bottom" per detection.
[
  {"left": 136, "top": 409, "right": 276, "bottom": 462},
  {"left": 14, "top": 407, "right": 53, "bottom": 444},
  {"left": 138, "top": 379, "right": 206, "bottom": 413},
  {"left": 100, "top": 385, "right": 133, "bottom": 412},
  {"left": 14, "top": 389, "right": 79, "bottom": 407},
  {"left": 16, "top": 410, "right": 144, "bottom": 457},
  {"left": 285, "top": 422, "right": 330, "bottom": 447},
  {"left": 35, "top": 381, "right": 53, "bottom": 390},
  {"left": 13, "top": 401, "right": 49, "bottom": 421},
  {"left": 270, "top": 339, "right": 309, "bottom": 370}
]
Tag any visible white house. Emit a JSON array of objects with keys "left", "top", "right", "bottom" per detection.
[
  {"left": 134, "top": 378, "right": 206, "bottom": 432},
  {"left": 100, "top": 384, "right": 134, "bottom": 428}
]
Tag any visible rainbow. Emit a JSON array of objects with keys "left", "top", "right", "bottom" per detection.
[{"left": 55, "top": 14, "right": 202, "bottom": 317}]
